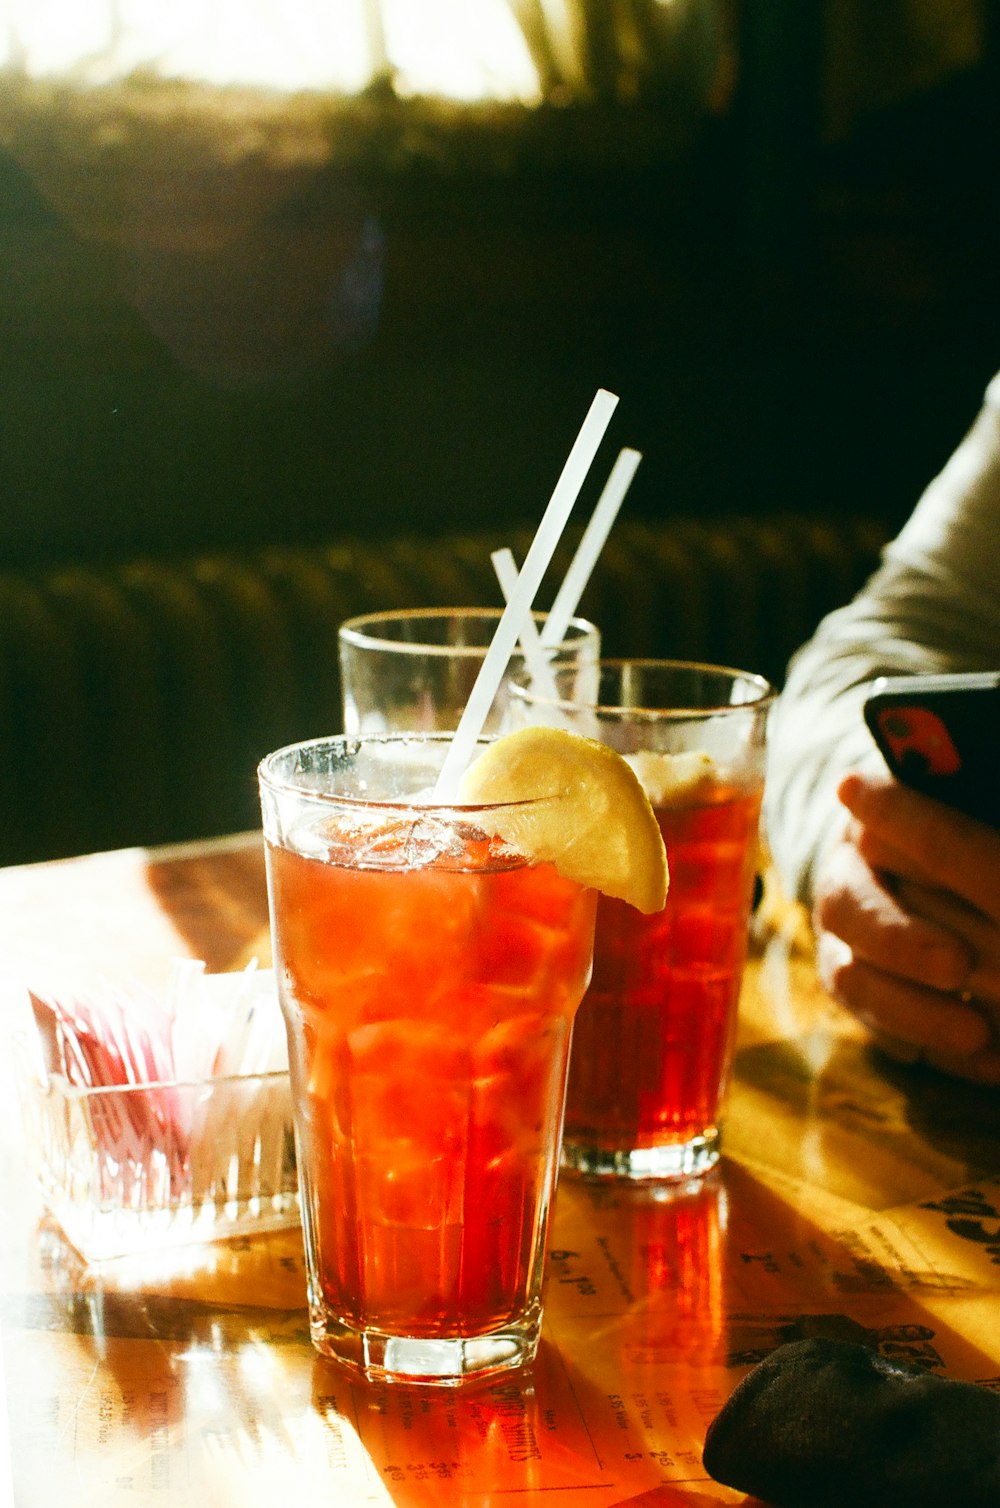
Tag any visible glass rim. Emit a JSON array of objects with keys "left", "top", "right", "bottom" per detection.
[
  {"left": 40, "top": 1069, "right": 291, "bottom": 1099},
  {"left": 337, "top": 606, "right": 598, "bottom": 657},
  {"left": 258, "top": 732, "right": 547, "bottom": 815},
  {"left": 511, "top": 657, "right": 777, "bottom": 719}
]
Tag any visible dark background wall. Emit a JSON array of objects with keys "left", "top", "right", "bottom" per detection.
[{"left": 1, "top": 2, "right": 998, "bottom": 572}]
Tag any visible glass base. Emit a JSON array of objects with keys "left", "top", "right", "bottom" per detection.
[
  {"left": 561, "top": 1127, "right": 720, "bottom": 1182},
  {"left": 309, "top": 1302, "right": 542, "bottom": 1387}
]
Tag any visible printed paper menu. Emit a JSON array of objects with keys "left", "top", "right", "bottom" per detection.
[{"left": 6, "top": 1166, "right": 1000, "bottom": 1508}]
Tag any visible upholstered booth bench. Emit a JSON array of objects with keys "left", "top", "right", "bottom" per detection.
[{"left": 0, "top": 513, "right": 887, "bottom": 868}]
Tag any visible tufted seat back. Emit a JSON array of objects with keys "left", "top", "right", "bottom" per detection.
[{"left": 0, "top": 513, "right": 886, "bottom": 866}]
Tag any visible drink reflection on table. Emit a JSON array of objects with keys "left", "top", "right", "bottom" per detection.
[
  {"left": 312, "top": 1336, "right": 619, "bottom": 1508},
  {"left": 580, "top": 1177, "right": 729, "bottom": 1369}
]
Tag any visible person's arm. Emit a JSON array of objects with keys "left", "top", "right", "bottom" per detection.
[
  {"left": 763, "top": 374, "right": 1000, "bottom": 1081},
  {"left": 765, "top": 374, "right": 1000, "bottom": 907}
]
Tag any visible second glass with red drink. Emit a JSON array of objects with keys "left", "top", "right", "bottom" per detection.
[{"left": 513, "top": 659, "right": 774, "bottom": 1181}]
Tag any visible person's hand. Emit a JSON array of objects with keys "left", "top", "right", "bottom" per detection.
[{"left": 811, "top": 769, "right": 1000, "bottom": 1084}]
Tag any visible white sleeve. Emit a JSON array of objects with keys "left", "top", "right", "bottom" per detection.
[{"left": 764, "top": 374, "right": 1000, "bottom": 904}]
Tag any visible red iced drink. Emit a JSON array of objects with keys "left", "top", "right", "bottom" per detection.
[
  {"left": 269, "top": 828, "right": 594, "bottom": 1341},
  {"left": 258, "top": 730, "right": 605, "bottom": 1385},
  {"left": 260, "top": 727, "right": 667, "bottom": 1380},
  {"left": 562, "top": 774, "right": 762, "bottom": 1178},
  {"left": 509, "top": 656, "right": 774, "bottom": 1182}
]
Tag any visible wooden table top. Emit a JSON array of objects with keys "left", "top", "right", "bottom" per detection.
[{"left": 2, "top": 833, "right": 999, "bottom": 1508}]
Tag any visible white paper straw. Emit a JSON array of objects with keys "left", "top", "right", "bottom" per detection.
[
  {"left": 491, "top": 547, "right": 559, "bottom": 701},
  {"left": 433, "top": 388, "right": 619, "bottom": 798},
  {"left": 540, "top": 445, "right": 642, "bottom": 648}
]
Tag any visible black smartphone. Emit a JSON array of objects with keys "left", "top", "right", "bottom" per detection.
[{"left": 863, "top": 670, "right": 1000, "bottom": 828}]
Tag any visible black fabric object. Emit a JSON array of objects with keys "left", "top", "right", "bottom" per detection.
[{"left": 702, "top": 1336, "right": 1000, "bottom": 1507}]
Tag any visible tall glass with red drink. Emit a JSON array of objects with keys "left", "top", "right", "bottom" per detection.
[
  {"left": 513, "top": 661, "right": 774, "bottom": 1181},
  {"left": 258, "top": 734, "right": 597, "bottom": 1385}
]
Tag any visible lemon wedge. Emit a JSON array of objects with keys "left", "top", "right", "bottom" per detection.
[{"left": 458, "top": 726, "right": 668, "bottom": 914}]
